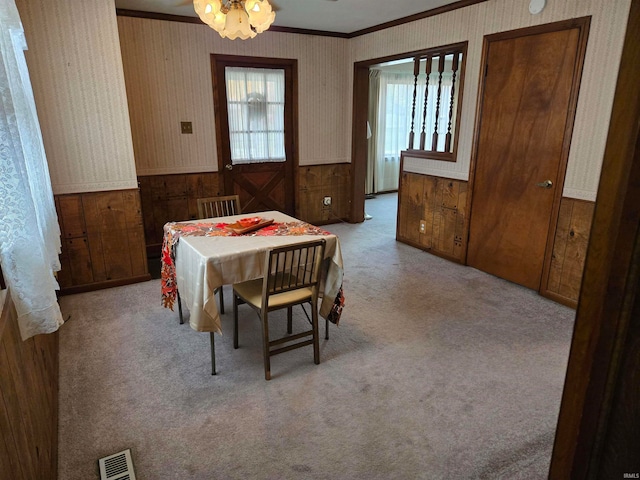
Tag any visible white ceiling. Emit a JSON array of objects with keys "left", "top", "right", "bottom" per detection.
[{"left": 114, "top": 0, "right": 464, "bottom": 34}]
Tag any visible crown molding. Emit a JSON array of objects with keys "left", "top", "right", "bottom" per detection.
[
  {"left": 116, "top": 0, "right": 490, "bottom": 38},
  {"left": 349, "top": 0, "right": 489, "bottom": 37}
]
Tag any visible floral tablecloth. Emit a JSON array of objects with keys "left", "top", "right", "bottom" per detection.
[{"left": 161, "top": 217, "right": 344, "bottom": 329}]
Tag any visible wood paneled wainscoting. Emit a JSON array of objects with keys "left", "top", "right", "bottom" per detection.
[
  {"left": 397, "top": 171, "right": 468, "bottom": 262},
  {"left": 0, "top": 289, "right": 58, "bottom": 479},
  {"left": 137, "top": 167, "right": 349, "bottom": 259},
  {"left": 544, "top": 197, "right": 595, "bottom": 306},
  {"left": 397, "top": 170, "right": 595, "bottom": 306},
  {"left": 138, "top": 173, "right": 221, "bottom": 257},
  {"left": 298, "top": 163, "right": 350, "bottom": 225},
  {"left": 55, "top": 189, "right": 150, "bottom": 295}
]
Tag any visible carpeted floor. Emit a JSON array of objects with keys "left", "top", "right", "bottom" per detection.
[{"left": 57, "top": 193, "right": 575, "bottom": 479}]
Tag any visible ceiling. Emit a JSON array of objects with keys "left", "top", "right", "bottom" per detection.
[{"left": 114, "top": 0, "right": 465, "bottom": 34}]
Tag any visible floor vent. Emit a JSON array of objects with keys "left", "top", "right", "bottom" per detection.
[{"left": 98, "top": 449, "right": 136, "bottom": 480}]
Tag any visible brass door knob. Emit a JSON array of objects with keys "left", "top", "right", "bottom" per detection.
[{"left": 535, "top": 179, "right": 553, "bottom": 188}]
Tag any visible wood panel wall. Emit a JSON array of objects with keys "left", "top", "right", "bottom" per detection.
[
  {"left": 397, "top": 171, "right": 468, "bottom": 262},
  {"left": 138, "top": 173, "right": 220, "bottom": 256},
  {"left": 138, "top": 166, "right": 350, "bottom": 257},
  {"left": 298, "top": 163, "right": 351, "bottom": 224},
  {"left": 398, "top": 170, "right": 594, "bottom": 304},
  {"left": 0, "top": 289, "right": 58, "bottom": 480},
  {"left": 545, "top": 197, "right": 595, "bottom": 306},
  {"left": 55, "top": 189, "right": 150, "bottom": 294}
]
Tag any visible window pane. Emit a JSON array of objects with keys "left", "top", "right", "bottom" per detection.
[
  {"left": 268, "top": 132, "right": 285, "bottom": 159},
  {"left": 225, "top": 67, "right": 285, "bottom": 164}
]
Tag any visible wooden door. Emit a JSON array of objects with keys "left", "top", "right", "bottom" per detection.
[
  {"left": 212, "top": 55, "right": 297, "bottom": 216},
  {"left": 467, "top": 24, "right": 585, "bottom": 290}
]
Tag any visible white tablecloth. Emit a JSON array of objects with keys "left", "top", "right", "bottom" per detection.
[{"left": 173, "top": 211, "right": 344, "bottom": 334}]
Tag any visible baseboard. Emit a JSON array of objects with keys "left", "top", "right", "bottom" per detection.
[
  {"left": 59, "top": 274, "right": 152, "bottom": 296},
  {"left": 314, "top": 217, "right": 349, "bottom": 226},
  {"left": 396, "top": 235, "right": 464, "bottom": 264},
  {"left": 539, "top": 289, "right": 578, "bottom": 309}
]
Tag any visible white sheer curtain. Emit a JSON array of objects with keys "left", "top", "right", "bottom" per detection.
[
  {"left": 225, "top": 67, "right": 285, "bottom": 164},
  {"left": 375, "top": 73, "right": 412, "bottom": 192},
  {"left": 0, "top": 1, "right": 63, "bottom": 339},
  {"left": 411, "top": 69, "right": 453, "bottom": 152},
  {"left": 366, "top": 70, "right": 380, "bottom": 195},
  {"left": 372, "top": 69, "right": 454, "bottom": 192}
]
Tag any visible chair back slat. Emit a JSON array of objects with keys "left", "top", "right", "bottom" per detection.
[
  {"left": 265, "top": 239, "right": 326, "bottom": 297},
  {"left": 196, "top": 195, "right": 241, "bottom": 219}
]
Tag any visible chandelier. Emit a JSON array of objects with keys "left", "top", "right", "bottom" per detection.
[{"left": 193, "top": 0, "right": 276, "bottom": 40}]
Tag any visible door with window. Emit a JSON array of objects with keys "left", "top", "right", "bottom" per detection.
[{"left": 212, "top": 55, "right": 296, "bottom": 215}]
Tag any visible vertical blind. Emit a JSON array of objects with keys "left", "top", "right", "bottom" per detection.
[{"left": 225, "top": 67, "right": 285, "bottom": 164}]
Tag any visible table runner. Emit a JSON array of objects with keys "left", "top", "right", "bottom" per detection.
[{"left": 161, "top": 220, "right": 345, "bottom": 325}]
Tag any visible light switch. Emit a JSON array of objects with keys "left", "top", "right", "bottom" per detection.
[{"left": 181, "top": 122, "right": 193, "bottom": 134}]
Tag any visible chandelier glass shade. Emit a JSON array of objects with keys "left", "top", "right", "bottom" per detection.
[{"left": 193, "top": 0, "right": 276, "bottom": 40}]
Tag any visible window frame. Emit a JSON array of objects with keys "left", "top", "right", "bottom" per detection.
[
  {"left": 225, "top": 66, "right": 287, "bottom": 164},
  {"left": 402, "top": 41, "right": 467, "bottom": 163}
]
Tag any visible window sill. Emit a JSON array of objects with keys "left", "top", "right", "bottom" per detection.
[{"left": 402, "top": 149, "right": 456, "bottom": 163}]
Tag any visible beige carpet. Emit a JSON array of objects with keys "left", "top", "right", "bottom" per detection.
[{"left": 57, "top": 193, "right": 575, "bottom": 479}]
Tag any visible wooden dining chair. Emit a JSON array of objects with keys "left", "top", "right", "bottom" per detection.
[
  {"left": 197, "top": 194, "right": 241, "bottom": 219},
  {"left": 179, "top": 195, "right": 242, "bottom": 322},
  {"left": 232, "top": 239, "right": 326, "bottom": 380}
]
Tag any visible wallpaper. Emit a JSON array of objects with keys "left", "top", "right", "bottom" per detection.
[
  {"left": 348, "top": 0, "right": 632, "bottom": 201},
  {"left": 117, "top": 17, "right": 350, "bottom": 175},
  {"left": 15, "top": 0, "right": 137, "bottom": 195},
  {"left": 16, "top": 0, "right": 630, "bottom": 200}
]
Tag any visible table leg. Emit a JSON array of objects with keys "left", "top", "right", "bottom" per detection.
[{"left": 210, "top": 332, "right": 216, "bottom": 375}]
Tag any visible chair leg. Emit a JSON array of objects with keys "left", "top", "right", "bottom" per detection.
[
  {"left": 210, "top": 332, "right": 216, "bottom": 375},
  {"left": 178, "top": 291, "right": 183, "bottom": 325},
  {"left": 287, "top": 306, "right": 293, "bottom": 334},
  {"left": 233, "top": 293, "right": 239, "bottom": 349},
  {"left": 312, "top": 303, "right": 320, "bottom": 365},
  {"left": 325, "top": 318, "right": 329, "bottom": 340},
  {"left": 218, "top": 287, "right": 225, "bottom": 314},
  {"left": 261, "top": 312, "right": 271, "bottom": 381}
]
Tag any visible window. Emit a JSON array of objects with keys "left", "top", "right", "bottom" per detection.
[{"left": 225, "top": 67, "right": 285, "bottom": 164}]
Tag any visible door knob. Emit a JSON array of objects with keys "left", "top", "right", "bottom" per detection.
[
  {"left": 225, "top": 164, "right": 233, "bottom": 170},
  {"left": 536, "top": 179, "right": 553, "bottom": 188}
]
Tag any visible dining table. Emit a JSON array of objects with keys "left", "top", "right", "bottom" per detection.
[{"left": 160, "top": 211, "right": 345, "bottom": 337}]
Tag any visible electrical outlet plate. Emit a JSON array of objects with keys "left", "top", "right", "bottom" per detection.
[
  {"left": 419, "top": 220, "right": 426, "bottom": 233},
  {"left": 181, "top": 121, "right": 193, "bottom": 134},
  {"left": 323, "top": 196, "right": 332, "bottom": 206}
]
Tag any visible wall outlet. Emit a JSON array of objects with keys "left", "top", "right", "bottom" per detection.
[
  {"left": 180, "top": 121, "right": 193, "bottom": 134},
  {"left": 419, "top": 220, "right": 426, "bottom": 234},
  {"left": 323, "top": 196, "right": 332, "bottom": 206}
]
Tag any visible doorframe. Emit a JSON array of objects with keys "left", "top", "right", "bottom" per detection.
[
  {"left": 210, "top": 54, "right": 299, "bottom": 213},
  {"left": 465, "top": 17, "right": 591, "bottom": 300},
  {"left": 350, "top": 45, "right": 464, "bottom": 223},
  {"left": 550, "top": 0, "right": 640, "bottom": 475}
]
